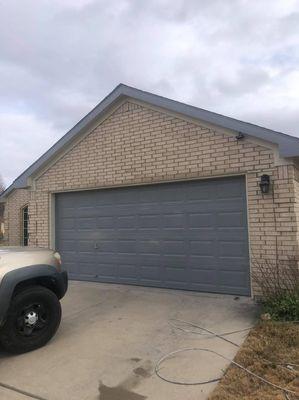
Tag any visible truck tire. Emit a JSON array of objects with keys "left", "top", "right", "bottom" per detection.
[{"left": 0, "top": 286, "right": 61, "bottom": 354}]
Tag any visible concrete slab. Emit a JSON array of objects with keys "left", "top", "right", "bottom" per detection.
[
  {"left": 0, "top": 387, "right": 28, "bottom": 400},
  {"left": 0, "top": 282, "right": 257, "bottom": 400}
]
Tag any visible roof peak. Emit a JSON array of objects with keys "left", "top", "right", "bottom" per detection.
[{"left": 1, "top": 83, "right": 299, "bottom": 200}]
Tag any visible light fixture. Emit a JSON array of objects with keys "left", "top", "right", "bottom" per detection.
[
  {"left": 259, "top": 174, "right": 270, "bottom": 194},
  {"left": 236, "top": 132, "right": 244, "bottom": 140}
]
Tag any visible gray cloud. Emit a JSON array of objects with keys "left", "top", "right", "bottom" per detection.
[{"left": 0, "top": 0, "right": 299, "bottom": 186}]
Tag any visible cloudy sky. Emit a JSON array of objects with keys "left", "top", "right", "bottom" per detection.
[{"left": 0, "top": 0, "right": 299, "bottom": 187}]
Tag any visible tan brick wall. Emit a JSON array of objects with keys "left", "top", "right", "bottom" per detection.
[
  {"left": 293, "top": 167, "right": 299, "bottom": 246},
  {"left": 4, "top": 101, "right": 299, "bottom": 295},
  {"left": 4, "top": 189, "right": 30, "bottom": 245}
]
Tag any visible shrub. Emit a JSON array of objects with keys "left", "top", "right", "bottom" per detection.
[
  {"left": 252, "top": 257, "right": 299, "bottom": 321},
  {"left": 262, "top": 291, "right": 299, "bottom": 321}
]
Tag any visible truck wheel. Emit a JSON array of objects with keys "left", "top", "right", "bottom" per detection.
[{"left": 0, "top": 286, "right": 61, "bottom": 354}]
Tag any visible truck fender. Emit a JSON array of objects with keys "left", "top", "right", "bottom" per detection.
[{"left": 0, "top": 265, "right": 67, "bottom": 327}]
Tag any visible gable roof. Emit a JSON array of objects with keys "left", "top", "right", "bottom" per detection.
[{"left": 1, "top": 83, "right": 299, "bottom": 200}]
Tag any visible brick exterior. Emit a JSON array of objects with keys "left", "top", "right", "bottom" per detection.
[
  {"left": 4, "top": 101, "right": 299, "bottom": 295},
  {"left": 293, "top": 167, "right": 299, "bottom": 246},
  {"left": 4, "top": 188, "right": 30, "bottom": 245}
]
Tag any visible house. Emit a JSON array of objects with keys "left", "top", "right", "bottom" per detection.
[{"left": 1, "top": 84, "right": 299, "bottom": 297}]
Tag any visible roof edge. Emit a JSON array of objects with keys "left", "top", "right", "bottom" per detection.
[{"left": 1, "top": 83, "right": 299, "bottom": 200}]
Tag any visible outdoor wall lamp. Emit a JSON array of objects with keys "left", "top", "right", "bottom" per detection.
[
  {"left": 235, "top": 132, "right": 244, "bottom": 140},
  {"left": 259, "top": 174, "right": 270, "bottom": 194}
]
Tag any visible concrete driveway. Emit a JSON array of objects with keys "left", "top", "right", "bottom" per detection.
[{"left": 0, "top": 282, "right": 257, "bottom": 400}]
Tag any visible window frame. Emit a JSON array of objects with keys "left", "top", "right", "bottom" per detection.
[{"left": 22, "top": 205, "right": 29, "bottom": 246}]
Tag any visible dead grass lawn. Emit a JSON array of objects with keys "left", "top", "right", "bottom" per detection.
[{"left": 209, "top": 321, "right": 299, "bottom": 400}]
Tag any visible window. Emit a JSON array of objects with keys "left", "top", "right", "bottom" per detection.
[{"left": 22, "top": 205, "right": 29, "bottom": 246}]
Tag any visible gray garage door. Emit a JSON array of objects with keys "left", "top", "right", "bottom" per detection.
[{"left": 56, "top": 177, "right": 250, "bottom": 295}]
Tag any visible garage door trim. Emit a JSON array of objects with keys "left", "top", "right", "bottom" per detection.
[{"left": 52, "top": 174, "right": 251, "bottom": 295}]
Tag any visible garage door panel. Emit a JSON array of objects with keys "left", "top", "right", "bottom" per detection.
[
  {"left": 96, "top": 240, "right": 116, "bottom": 252},
  {"left": 190, "top": 240, "right": 214, "bottom": 256},
  {"left": 61, "top": 251, "right": 77, "bottom": 262},
  {"left": 219, "top": 270, "right": 248, "bottom": 287},
  {"left": 117, "top": 215, "right": 137, "bottom": 228},
  {"left": 140, "top": 266, "right": 161, "bottom": 281},
  {"left": 153, "top": 229, "right": 187, "bottom": 241},
  {"left": 77, "top": 255, "right": 97, "bottom": 267},
  {"left": 217, "top": 212, "right": 245, "bottom": 227},
  {"left": 96, "top": 216, "right": 115, "bottom": 228},
  {"left": 138, "top": 240, "right": 160, "bottom": 254},
  {"left": 184, "top": 201, "right": 241, "bottom": 214},
  {"left": 190, "top": 269, "right": 218, "bottom": 284},
  {"left": 137, "top": 215, "right": 159, "bottom": 228},
  {"left": 162, "top": 229, "right": 186, "bottom": 240},
  {"left": 95, "top": 228, "right": 115, "bottom": 239},
  {"left": 117, "top": 205, "right": 143, "bottom": 216},
  {"left": 214, "top": 200, "right": 245, "bottom": 212},
  {"left": 58, "top": 207, "right": 76, "bottom": 218},
  {"left": 144, "top": 186, "right": 183, "bottom": 202},
  {"left": 110, "top": 190, "right": 136, "bottom": 204},
  {"left": 163, "top": 240, "right": 185, "bottom": 255},
  {"left": 163, "top": 255, "right": 187, "bottom": 267},
  {"left": 118, "top": 264, "right": 138, "bottom": 279},
  {"left": 135, "top": 228, "right": 160, "bottom": 240},
  {"left": 157, "top": 203, "right": 184, "bottom": 214},
  {"left": 218, "top": 256, "right": 249, "bottom": 271},
  {"left": 190, "top": 282, "right": 218, "bottom": 291},
  {"left": 189, "top": 213, "right": 214, "bottom": 227},
  {"left": 56, "top": 176, "right": 250, "bottom": 295},
  {"left": 59, "top": 240, "right": 76, "bottom": 251},
  {"left": 57, "top": 230, "right": 82, "bottom": 240},
  {"left": 189, "top": 255, "right": 216, "bottom": 268},
  {"left": 215, "top": 181, "right": 245, "bottom": 198},
  {"left": 183, "top": 201, "right": 210, "bottom": 213},
  {"left": 116, "top": 229, "right": 136, "bottom": 240},
  {"left": 132, "top": 204, "right": 159, "bottom": 215},
  {"left": 219, "top": 241, "right": 248, "bottom": 257},
  {"left": 73, "top": 193, "right": 96, "bottom": 207},
  {"left": 74, "top": 207, "right": 97, "bottom": 218},
  {"left": 162, "top": 213, "right": 185, "bottom": 227},
  {"left": 217, "top": 229, "right": 248, "bottom": 240},
  {"left": 115, "top": 253, "right": 139, "bottom": 264},
  {"left": 59, "top": 218, "right": 76, "bottom": 230},
  {"left": 77, "top": 240, "right": 95, "bottom": 252},
  {"left": 139, "top": 254, "right": 160, "bottom": 266},
  {"left": 185, "top": 184, "right": 212, "bottom": 200},
  {"left": 77, "top": 263, "right": 98, "bottom": 276},
  {"left": 117, "top": 240, "right": 137, "bottom": 253},
  {"left": 59, "top": 229, "right": 76, "bottom": 239},
  {"left": 90, "top": 264, "right": 117, "bottom": 279},
  {"left": 165, "top": 267, "right": 188, "bottom": 282},
  {"left": 94, "top": 205, "right": 117, "bottom": 216},
  {"left": 187, "top": 228, "right": 216, "bottom": 240}
]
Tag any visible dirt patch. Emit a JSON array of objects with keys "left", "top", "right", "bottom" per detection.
[
  {"left": 98, "top": 383, "right": 147, "bottom": 400},
  {"left": 209, "top": 321, "right": 299, "bottom": 400},
  {"left": 99, "top": 360, "right": 152, "bottom": 400},
  {"left": 133, "top": 367, "right": 151, "bottom": 378}
]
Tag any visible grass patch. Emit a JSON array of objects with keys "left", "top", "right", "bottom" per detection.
[{"left": 209, "top": 321, "right": 299, "bottom": 400}]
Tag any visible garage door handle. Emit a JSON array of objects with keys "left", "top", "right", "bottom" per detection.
[{"left": 94, "top": 243, "right": 99, "bottom": 250}]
